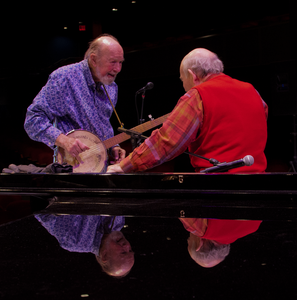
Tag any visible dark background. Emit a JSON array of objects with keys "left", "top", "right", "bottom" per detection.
[
  {"left": 1, "top": 0, "right": 297, "bottom": 171},
  {"left": 0, "top": 1, "right": 297, "bottom": 299}
]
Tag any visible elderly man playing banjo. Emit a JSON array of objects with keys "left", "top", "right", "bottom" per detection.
[{"left": 24, "top": 34, "right": 126, "bottom": 172}]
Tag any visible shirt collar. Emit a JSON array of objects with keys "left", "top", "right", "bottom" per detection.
[
  {"left": 202, "top": 72, "right": 224, "bottom": 83},
  {"left": 82, "top": 59, "right": 96, "bottom": 88}
]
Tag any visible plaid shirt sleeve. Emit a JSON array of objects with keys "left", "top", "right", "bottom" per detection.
[{"left": 120, "top": 89, "right": 203, "bottom": 172}]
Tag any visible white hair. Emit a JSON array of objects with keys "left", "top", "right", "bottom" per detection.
[{"left": 182, "top": 50, "right": 224, "bottom": 79}]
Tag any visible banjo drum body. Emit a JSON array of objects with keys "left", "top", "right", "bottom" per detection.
[{"left": 57, "top": 130, "right": 108, "bottom": 173}]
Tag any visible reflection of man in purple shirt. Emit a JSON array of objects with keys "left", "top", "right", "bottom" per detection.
[
  {"left": 35, "top": 214, "right": 124, "bottom": 254},
  {"left": 35, "top": 214, "right": 134, "bottom": 277}
]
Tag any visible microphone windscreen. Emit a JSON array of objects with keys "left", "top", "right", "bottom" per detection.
[
  {"left": 243, "top": 155, "right": 254, "bottom": 166},
  {"left": 146, "top": 82, "right": 154, "bottom": 90}
]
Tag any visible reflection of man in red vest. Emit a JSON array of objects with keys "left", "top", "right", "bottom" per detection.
[
  {"left": 180, "top": 218, "right": 262, "bottom": 267},
  {"left": 107, "top": 48, "right": 268, "bottom": 174}
]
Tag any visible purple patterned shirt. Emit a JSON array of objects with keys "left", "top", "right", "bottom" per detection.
[
  {"left": 24, "top": 59, "right": 118, "bottom": 149},
  {"left": 35, "top": 214, "right": 125, "bottom": 254}
]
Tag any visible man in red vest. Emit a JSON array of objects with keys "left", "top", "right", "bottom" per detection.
[
  {"left": 107, "top": 48, "right": 268, "bottom": 173},
  {"left": 107, "top": 48, "right": 267, "bottom": 267}
]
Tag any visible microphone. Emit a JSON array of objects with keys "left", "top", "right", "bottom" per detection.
[
  {"left": 136, "top": 82, "right": 154, "bottom": 94},
  {"left": 200, "top": 155, "right": 254, "bottom": 173}
]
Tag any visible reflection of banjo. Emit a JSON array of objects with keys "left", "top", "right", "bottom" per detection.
[{"left": 57, "top": 113, "right": 169, "bottom": 173}]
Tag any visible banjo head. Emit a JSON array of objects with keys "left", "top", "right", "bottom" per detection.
[{"left": 57, "top": 130, "right": 108, "bottom": 173}]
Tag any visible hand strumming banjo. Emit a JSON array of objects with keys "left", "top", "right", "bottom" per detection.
[{"left": 57, "top": 113, "right": 170, "bottom": 173}]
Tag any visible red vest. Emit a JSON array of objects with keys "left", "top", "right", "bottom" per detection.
[
  {"left": 188, "top": 74, "right": 267, "bottom": 173},
  {"left": 202, "top": 219, "right": 262, "bottom": 244}
]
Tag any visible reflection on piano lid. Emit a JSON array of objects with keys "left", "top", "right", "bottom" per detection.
[{"left": 0, "top": 172, "right": 296, "bottom": 221}]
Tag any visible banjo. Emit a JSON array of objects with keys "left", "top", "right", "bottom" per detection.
[{"left": 57, "top": 113, "right": 170, "bottom": 173}]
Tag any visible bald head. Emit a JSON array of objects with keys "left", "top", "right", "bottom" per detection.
[
  {"left": 187, "top": 235, "right": 230, "bottom": 268},
  {"left": 180, "top": 48, "right": 224, "bottom": 80},
  {"left": 184, "top": 48, "right": 216, "bottom": 61},
  {"left": 84, "top": 34, "right": 122, "bottom": 60}
]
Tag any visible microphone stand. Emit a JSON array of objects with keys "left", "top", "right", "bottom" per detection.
[
  {"left": 134, "top": 89, "right": 148, "bottom": 148},
  {"left": 135, "top": 82, "right": 154, "bottom": 125},
  {"left": 117, "top": 127, "right": 148, "bottom": 150},
  {"left": 117, "top": 127, "right": 221, "bottom": 165},
  {"left": 184, "top": 151, "right": 220, "bottom": 166},
  {"left": 139, "top": 91, "right": 146, "bottom": 124},
  {"left": 289, "top": 114, "right": 297, "bottom": 173}
]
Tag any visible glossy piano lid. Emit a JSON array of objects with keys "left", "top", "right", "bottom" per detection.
[
  {"left": 0, "top": 214, "right": 295, "bottom": 299},
  {"left": 0, "top": 173, "right": 297, "bottom": 221}
]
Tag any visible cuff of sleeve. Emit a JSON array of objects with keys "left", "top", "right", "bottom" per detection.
[
  {"left": 120, "top": 154, "right": 135, "bottom": 173},
  {"left": 45, "top": 127, "right": 63, "bottom": 148}
]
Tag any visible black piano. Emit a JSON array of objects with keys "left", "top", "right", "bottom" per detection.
[
  {"left": 0, "top": 172, "right": 296, "bottom": 220},
  {"left": 0, "top": 172, "right": 296, "bottom": 299}
]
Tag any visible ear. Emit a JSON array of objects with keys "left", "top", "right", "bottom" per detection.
[
  {"left": 196, "top": 238, "right": 204, "bottom": 252},
  {"left": 100, "top": 249, "right": 108, "bottom": 263},
  {"left": 188, "top": 69, "right": 200, "bottom": 86},
  {"left": 89, "top": 53, "right": 97, "bottom": 68}
]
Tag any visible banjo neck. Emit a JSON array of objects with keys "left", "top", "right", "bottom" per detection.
[{"left": 103, "top": 113, "right": 170, "bottom": 149}]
